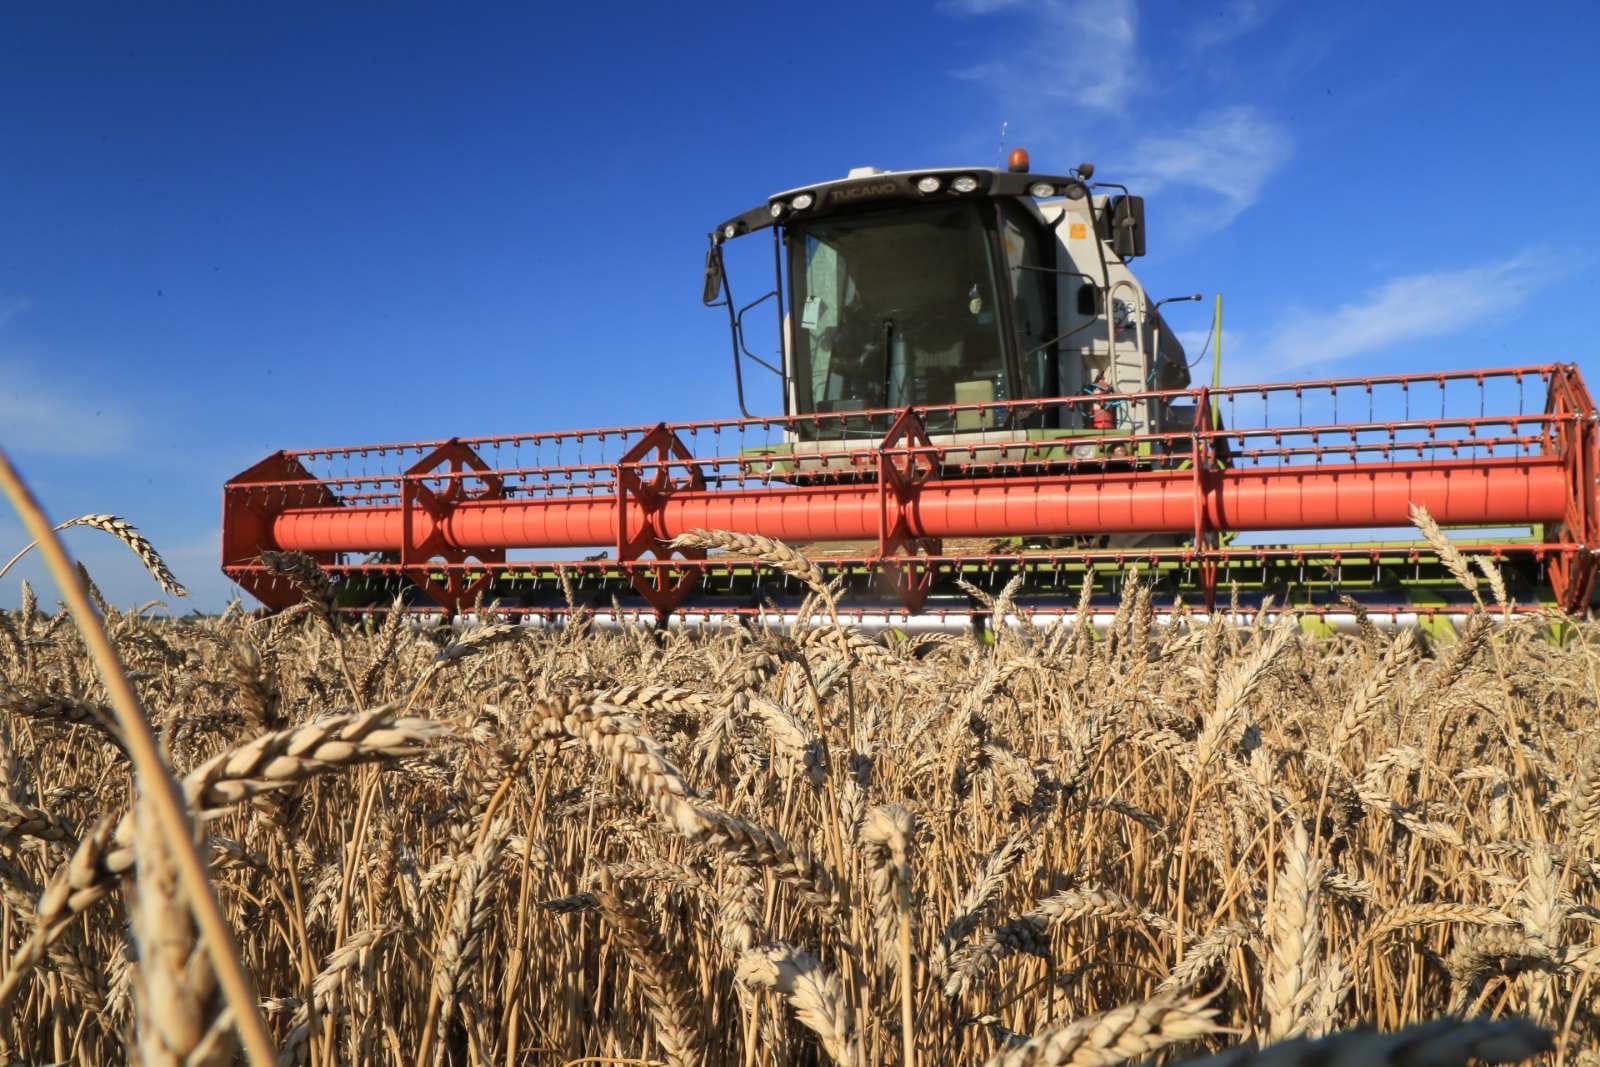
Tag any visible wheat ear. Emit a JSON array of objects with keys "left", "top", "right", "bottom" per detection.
[
  {"left": 941, "top": 830, "right": 1029, "bottom": 947},
  {"left": 537, "top": 697, "right": 849, "bottom": 921},
  {"left": 1264, "top": 822, "right": 1322, "bottom": 1042},
  {"left": 982, "top": 993, "right": 1220, "bottom": 1067},
  {"left": 671, "top": 529, "right": 829, "bottom": 597},
  {"left": 431, "top": 816, "right": 509, "bottom": 1046},
  {"left": 356, "top": 595, "right": 407, "bottom": 702},
  {"left": 1409, "top": 502, "right": 1478, "bottom": 599},
  {"left": 257, "top": 550, "right": 334, "bottom": 616},
  {"left": 737, "top": 943, "right": 859, "bottom": 1067},
  {"left": 861, "top": 804, "right": 916, "bottom": 1067},
  {"left": 0, "top": 512, "right": 187, "bottom": 595},
  {"left": 591, "top": 870, "right": 702, "bottom": 1067},
  {"left": 0, "top": 709, "right": 442, "bottom": 1010},
  {"left": 1358, "top": 903, "right": 1516, "bottom": 953},
  {"left": 671, "top": 527, "right": 839, "bottom": 626},
  {"left": 1195, "top": 616, "right": 1295, "bottom": 775},
  {"left": 275, "top": 924, "right": 393, "bottom": 1064}
]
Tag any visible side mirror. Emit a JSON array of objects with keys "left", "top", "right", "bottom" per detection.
[
  {"left": 702, "top": 247, "right": 725, "bottom": 305},
  {"left": 1110, "top": 195, "right": 1146, "bottom": 259}
]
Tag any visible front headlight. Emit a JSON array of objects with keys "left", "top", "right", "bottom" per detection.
[{"left": 1072, "top": 441, "right": 1099, "bottom": 459}]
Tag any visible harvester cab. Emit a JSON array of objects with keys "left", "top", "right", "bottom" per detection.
[{"left": 705, "top": 149, "right": 1194, "bottom": 460}]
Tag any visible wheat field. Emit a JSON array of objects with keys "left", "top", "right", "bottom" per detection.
[{"left": 0, "top": 520, "right": 1596, "bottom": 1066}]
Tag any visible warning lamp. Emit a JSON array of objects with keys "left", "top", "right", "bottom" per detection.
[{"left": 1007, "top": 147, "right": 1030, "bottom": 173}]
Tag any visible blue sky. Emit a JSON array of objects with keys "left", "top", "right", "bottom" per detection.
[{"left": 1, "top": 2, "right": 1596, "bottom": 609}]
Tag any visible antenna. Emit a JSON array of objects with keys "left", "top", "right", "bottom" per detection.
[{"left": 997, "top": 121, "right": 1008, "bottom": 168}]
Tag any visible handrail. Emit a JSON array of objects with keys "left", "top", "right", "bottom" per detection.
[{"left": 271, "top": 364, "right": 1569, "bottom": 461}]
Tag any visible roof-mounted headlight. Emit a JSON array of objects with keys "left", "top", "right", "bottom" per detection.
[
  {"left": 951, "top": 174, "right": 979, "bottom": 193},
  {"left": 915, "top": 176, "right": 942, "bottom": 194},
  {"left": 790, "top": 192, "right": 815, "bottom": 210},
  {"left": 1028, "top": 181, "right": 1056, "bottom": 198},
  {"left": 722, "top": 223, "right": 738, "bottom": 239},
  {"left": 1064, "top": 184, "right": 1088, "bottom": 200},
  {"left": 768, "top": 202, "right": 784, "bottom": 219}
]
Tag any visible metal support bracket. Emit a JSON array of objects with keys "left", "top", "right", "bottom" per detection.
[
  {"left": 401, "top": 440, "right": 506, "bottom": 616},
  {"left": 1547, "top": 365, "right": 1599, "bottom": 613},
  {"left": 615, "top": 424, "right": 707, "bottom": 621},
  {"left": 876, "top": 408, "right": 942, "bottom": 612},
  {"left": 1191, "top": 388, "right": 1219, "bottom": 611}
]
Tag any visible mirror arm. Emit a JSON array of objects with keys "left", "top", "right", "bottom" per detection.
[
  {"left": 771, "top": 226, "right": 787, "bottom": 398},
  {"left": 735, "top": 290, "right": 784, "bottom": 376},
  {"left": 709, "top": 236, "right": 784, "bottom": 419},
  {"left": 713, "top": 246, "right": 754, "bottom": 418}
]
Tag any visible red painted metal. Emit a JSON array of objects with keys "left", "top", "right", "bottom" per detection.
[
  {"left": 614, "top": 424, "right": 707, "bottom": 617},
  {"left": 398, "top": 440, "right": 506, "bottom": 612},
  {"left": 223, "top": 364, "right": 1600, "bottom": 617},
  {"left": 1191, "top": 387, "right": 1219, "bottom": 609},
  {"left": 221, "top": 451, "right": 339, "bottom": 611},
  {"left": 874, "top": 407, "right": 943, "bottom": 611},
  {"left": 264, "top": 456, "right": 1568, "bottom": 553},
  {"left": 1544, "top": 365, "right": 1600, "bottom": 612}
]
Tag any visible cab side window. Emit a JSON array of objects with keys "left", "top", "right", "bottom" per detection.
[{"left": 1000, "top": 205, "right": 1056, "bottom": 399}]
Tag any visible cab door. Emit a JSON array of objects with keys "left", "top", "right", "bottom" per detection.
[{"left": 998, "top": 202, "right": 1059, "bottom": 416}]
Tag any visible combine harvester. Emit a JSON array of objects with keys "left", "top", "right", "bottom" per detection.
[{"left": 222, "top": 149, "right": 1599, "bottom": 630}]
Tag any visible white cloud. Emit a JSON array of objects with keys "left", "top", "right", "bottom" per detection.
[
  {"left": 1263, "top": 253, "right": 1555, "bottom": 371},
  {"left": 1190, "top": 0, "right": 1278, "bottom": 47},
  {"left": 950, "top": 0, "right": 1140, "bottom": 114},
  {"left": 940, "top": 0, "right": 1029, "bottom": 12},
  {"left": 1174, "top": 327, "right": 1241, "bottom": 377},
  {"left": 0, "top": 359, "right": 135, "bottom": 458},
  {"left": 946, "top": 3, "right": 1292, "bottom": 240},
  {"left": 1120, "top": 106, "right": 1293, "bottom": 231}
]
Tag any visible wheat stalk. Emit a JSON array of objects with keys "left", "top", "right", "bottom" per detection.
[{"left": 129, "top": 788, "right": 234, "bottom": 1066}]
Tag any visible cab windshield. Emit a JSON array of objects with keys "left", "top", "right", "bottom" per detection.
[{"left": 787, "top": 202, "right": 1008, "bottom": 436}]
